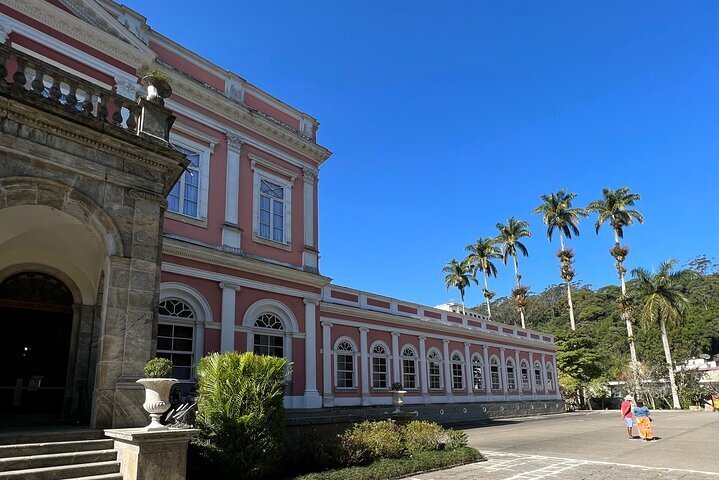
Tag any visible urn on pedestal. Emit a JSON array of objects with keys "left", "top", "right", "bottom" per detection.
[{"left": 136, "top": 357, "right": 178, "bottom": 431}]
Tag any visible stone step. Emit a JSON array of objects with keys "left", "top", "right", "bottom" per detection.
[
  {"left": 0, "top": 430, "right": 104, "bottom": 446},
  {"left": 0, "top": 440, "right": 115, "bottom": 459},
  {"left": 0, "top": 460, "right": 120, "bottom": 480},
  {"left": 0, "top": 449, "right": 117, "bottom": 472}
]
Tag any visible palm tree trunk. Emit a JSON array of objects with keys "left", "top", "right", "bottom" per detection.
[
  {"left": 559, "top": 233, "right": 576, "bottom": 330},
  {"left": 660, "top": 317, "right": 681, "bottom": 409},
  {"left": 460, "top": 290, "right": 466, "bottom": 315},
  {"left": 512, "top": 255, "right": 526, "bottom": 329},
  {"left": 614, "top": 231, "right": 640, "bottom": 393},
  {"left": 483, "top": 271, "right": 492, "bottom": 318}
]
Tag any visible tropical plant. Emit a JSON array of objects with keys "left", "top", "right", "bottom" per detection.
[
  {"left": 587, "top": 187, "right": 644, "bottom": 390},
  {"left": 496, "top": 217, "right": 532, "bottom": 328},
  {"left": 195, "top": 351, "right": 288, "bottom": 479},
  {"left": 442, "top": 259, "right": 476, "bottom": 314},
  {"left": 630, "top": 260, "right": 699, "bottom": 409},
  {"left": 464, "top": 237, "right": 502, "bottom": 318},
  {"left": 533, "top": 189, "right": 588, "bottom": 330},
  {"left": 143, "top": 357, "right": 173, "bottom": 378}
]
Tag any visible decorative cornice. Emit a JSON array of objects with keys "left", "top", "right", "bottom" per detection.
[
  {"left": 219, "top": 282, "right": 241, "bottom": 291},
  {"left": 302, "top": 167, "right": 318, "bottom": 185},
  {"left": 161, "top": 237, "right": 332, "bottom": 289},
  {"left": 226, "top": 132, "right": 243, "bottom": 153},
  {"left": 321, "top": 320, "right": 333, "bottom": 328},
  {"left": 250, "top": 153, "right": 297, "bottom": 185},
  {"left": 129, "top": 189, "right": 168, "bottom": 208},
  {"left": 303, "top": 297, "right": 321, "bottom": 306}
]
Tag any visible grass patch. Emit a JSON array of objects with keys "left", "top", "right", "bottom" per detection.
[{"left": 294, "top": 447, "right": 483, "bottom": 480}]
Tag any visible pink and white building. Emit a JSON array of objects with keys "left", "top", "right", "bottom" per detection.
[{"left": 0, "top": 0, "right": 559, "bottom": 426}]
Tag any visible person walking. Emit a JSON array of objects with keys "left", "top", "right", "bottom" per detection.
[
  {"left": 620, "top": 394, "right": 634, "bottom": 439},
  {"left": 634, "top": 400, "right": 654, "bottom": 441}
]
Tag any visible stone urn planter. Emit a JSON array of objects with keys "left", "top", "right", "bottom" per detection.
[
  {"left": 391, "top": 383, "right": 407, "bottom": 413},
  {"left": 136, "top": 378, "right": 178, "bottom": 431},
  {"left": 141, "top": 73, "right": 172, "bottom": 106}
]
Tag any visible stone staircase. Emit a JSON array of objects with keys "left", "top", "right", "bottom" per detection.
[{"left": 0, "top": 429, "right": 121, "bottom": 480}]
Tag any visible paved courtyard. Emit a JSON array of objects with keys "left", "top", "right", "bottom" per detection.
[{"left": 407, "top": 411, "right": 719, "bottom": 479}]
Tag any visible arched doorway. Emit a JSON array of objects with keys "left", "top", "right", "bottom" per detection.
[{"left": 0, "top": 272, "right": 74, "bottom": 422}]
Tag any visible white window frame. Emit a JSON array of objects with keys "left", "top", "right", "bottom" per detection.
[
  {"left": 490, "top": 356, "right": 502, "bottom": 391},
  {"left": 546, "top": 364, "right": 554, "bottom": 391},
  {"left": 506, "top": 358, "right": 517, "bottom": 391},
  {"left": 168, "top": 134, "right": 211, "bottom": 222},
  {"left": 534, "top": 361, "right": 543, "bottom": 390},
  {"left": 400, "top": 345, "right": 418, "bottom": 390},
  {"left": 370, "top": 341, "right": 390, "bottom": 390},
  {"left": 242, "top": 300, "right": 298, "bottom": 383},
  {"left": 471, "top": 354, "right": 484, "bottom": 391},
  {"left": 252, "top": 313, "right": 285, "bottom": 358},
  {"left": 157, "top": 298, "right": 196, "bottom": 381},
  {"left": 334, "top": 337, "right": 357, "bottom": 390},
  {"left": 451, "top": 351, "right": 465, "bottom": 390},
  {"left": 252, "top": 167, "right": 293, "bottom": 248},
  {"left": 520, "top": 360, "right": 530, "bottom": 391},
  {"left": 427, "top": 348, "right": 443, "bottom": 390}
]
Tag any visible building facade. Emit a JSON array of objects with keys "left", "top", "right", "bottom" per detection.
[{"left": 0, "top": 0, "right": 560, "bottom": 429}]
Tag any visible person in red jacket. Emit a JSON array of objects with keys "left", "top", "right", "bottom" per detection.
[{"left": 620, "top": 394, "right": 634, "bottom": 439}]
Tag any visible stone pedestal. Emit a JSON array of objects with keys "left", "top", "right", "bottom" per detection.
[{"left": 104, "top": 428, "right": 198, "bottom": 480}]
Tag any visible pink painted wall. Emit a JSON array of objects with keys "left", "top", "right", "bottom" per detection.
[{"left": 150, "top": 41, "right": 224, "bottom": 91}]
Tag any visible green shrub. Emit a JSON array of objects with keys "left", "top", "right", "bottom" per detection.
[
  {"left": 195, "top": 352, "right": 288, "bottom": 479},
  {"left": 143, "top": 357, "right": 173, "bottom": 378},
  {"left": 402, "top": 421, "right": 445, "bottom": 453},
  {"left": 340, "top": 420, "right": 405, "bottom": 465},
  {"left": 284, "top": 430, "right": 343, "bottom": 474},
  {"left": 444, "top": 429, "right": 468, "bottom": 450}
]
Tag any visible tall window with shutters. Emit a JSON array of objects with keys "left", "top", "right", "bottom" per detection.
[
  {"left": 157, "top": 299, "right": 195, "bottom": 380},
  {"left": 472, "top": 354, "right": 484, "bottom": 391},
  {"left": 335, "top": 339, "right": 356, "bottom": 389},
  {"left": 401, "top": 346, "right": 418, "bottom": 389},
  {"left": 370, "top": 343, "right": 390, "bottom": 389},
  {"left": 427, "top": 349, "right": 443, "bottom": 390},
  {"left": 253, "top": 313, "right": 284, "bottom": 357},
  {"left": 168, "top": 145, "right": 201, "bottom": 218}
]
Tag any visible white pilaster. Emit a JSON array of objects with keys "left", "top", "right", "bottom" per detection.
[
  {"left": 542, "top": 353, "right": 548, "bottom": 400},
  {"left": 302, "top": 168, "right": 318, "bottom": 270},
  {"left": 321, "top": 320, "right": 334, "bottom": 407},
  {"left": 219, "top": 282, "right": 240, "bottom": 352},
  {"left": 464, "top": 342, "right": 474, "bottom": 401},
  {"left": 515, "top": 350, "right": 522, "bottom": 399},
  {"left": 419, "top": 335, "right": 429, "bottom": 402},
  {"left": 483, "top": 346, "right": 491, "bottom": 399},
  {"left": 552, "top": 355, "right": 560, "bottom": 399},
  {"left": 500, "top": 347, "right": 509, "bottom": 399},
  {"left": 359, "top": 327, "right": 370, "bottom": 405},
  {"left": 442, "top": 339, "right": 453, "bottom": 401},
  {"left": 222, "top": 133, "right": 242, "bottom": 250},
  {"left": 529, "top": 352, "right": 537, "bottom": 399},
  {"left": 391, "top": 331, "right": 400, "bottom": 384},
  {"left": 303, "top": 298, "right": 321, "bottom": 407}
]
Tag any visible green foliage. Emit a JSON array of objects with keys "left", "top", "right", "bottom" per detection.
[
  {"left": 442, "top": 259, "right": 477, "bottom": 306},
  {"left": 339, "top": 420, "right": 405, "bottom": 465},
  {"left": 141, "top": 68, "right": 170, "bottom": 82},
  {"left": 533, "top": 189, "right": 588, "bottom": 242},
  {"left": 444, "top": 429, "right": 468, "bottom": 450},
  {"left": 143, "top": 357, "right": 173, "bottom": 378},
  {"left": 295, "top": 447, "right": 483, "bottom": 480},
  {"left": 195, "top": 351, "right": 288, "bottom": 479},
  {"left": 586, "top": 187, "right": 643, "bottom": 240},
  {"left": 402, "top": 421, "right": 445, "bottom": 454},
  {"left": 464, "top": 237, "right": 502, "bottom": 279}
]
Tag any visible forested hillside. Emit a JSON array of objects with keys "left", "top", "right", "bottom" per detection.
[{"left": 478, "top": 255, "right": 719, "bottom": 408}]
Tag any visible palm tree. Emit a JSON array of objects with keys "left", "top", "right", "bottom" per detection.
[
  {"left": 533, "top": 189, "right": 587, "bottom": 330},
  {"left": 587, "top": 187, "right": 644, "bottom": 389},
  {"left": 464, "top": 237, "right": 501, "bottom": 318},
  {"left": 631, "top": 260, "right": 699, "bottom": 409},
  {"left": 496, "top": 217, "right": 531, "bottom": 328},
  {"left": 443, "top": 259, "right": 476, "bottom": 314}
]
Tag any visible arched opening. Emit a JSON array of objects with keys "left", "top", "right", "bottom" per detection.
[{"left": 0, "top": 272, "right": 74, "bottom": 421}]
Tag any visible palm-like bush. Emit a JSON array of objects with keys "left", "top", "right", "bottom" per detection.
[
  {"left": 464, "top": 237, "right": 502, "bottom": 318},
  {"left": 195, "top": 352, "right": 289, "bottom": 479},
  {"left": 496, "top": 217, "right": 531, "bottom": 328},
  {"left": 443, "top": 259, "right": 477, "bottom": 314}
]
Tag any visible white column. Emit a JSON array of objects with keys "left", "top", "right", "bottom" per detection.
[
  {"left": 193, "top": 319, "right": 205, "bottom": 376},
  {"left": 542, "top": 353, "right": 548, "bottom": 400},
  {"left": 219, "top": 282, "right": 240, "bottom": 352},
  {"left": 464, "top": 342, "right": 474, "bottom": 401},
  {"left": 442, "top": 340, "right": 453, "bottom": 402},
  {"left": 359, "top": 327, "right": 370, "bottom": 405},
  {"left": 500, "top": 347, "right": 509, "bottom": 399},
  {"left": 515, "top": 350, "right": 522, "bottom": 399},
  {"left": 391, "top": 331, "right": 400, "bottom": 384},
  {"left": 483, "top": 346, "right": 491, "bottom": 398},
  {"left": 321, "top": 320, "right": 334, "bottom": 407},
  {"left": 419, "top": 335, "right": 429, "bottom": 401},
  {"left": 529, "top": 352, "right": 537, "bottom": 399},
  {"left": 552, "top": 356, "right": 560, "bottom": 399},
  {"left": 303, "top": 298, "right": 321, "bottom": 407},
  {"left": 222, "top": 133, "right": 242, "bottom": 250},
  {"left": 301, "top": 168, "right": 319, "bottom": 270}
]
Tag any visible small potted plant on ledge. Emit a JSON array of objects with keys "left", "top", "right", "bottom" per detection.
[
  {"left": 136, "top": 357, "right": 177, "bottom": 431},
  {"left": 391, "top": 382, "right": 407, "bottom": 413},
  {"left": 140, "top": 68, "right": 172, "bottom": 105}
]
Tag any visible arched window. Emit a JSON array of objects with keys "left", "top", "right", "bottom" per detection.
[
  {"left": 472, "top": 354, "right": 484, "bottom": 391},
  {"left": 520, "top": 360, "right": 530, "bottom": 391},
  {"left": 253, "top": 313, "right": 284, "bottom": 357},
  {"left": 534, "top": 361, "right": 543, "bottom": 390},
  {"left": 370, "top": 342, "right": 390, "bottom": 389},
  {"left": 158, "top": 299, "right": 195, "bottom": 380},
  {"left": 490, "top": 356, "right": 501, "bottom": 391},
  {"left": 451, "top": 351, "right": 465, "bottom": 390},
  {"left": 506, "top": 358, "right": 517, "bottom": 391},
  {"left": 546, "top": 363, "right": 554, "bottom": 391},
  {"left": 335, "top": 339, "right": 356, "bottom": 389},
  {"left": 427, "top": 349, "right": 443, "bottom": 390},
  {"left": 401, "top": 345, "right": 418, "bottom": 390}
]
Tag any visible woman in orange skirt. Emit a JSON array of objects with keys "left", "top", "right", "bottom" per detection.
[{"left": 633, "top": 400, "right": 653, "bottom": 441}]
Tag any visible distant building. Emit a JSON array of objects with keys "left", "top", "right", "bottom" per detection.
[{"left": 0, "top": 0, "right": 560, "bottom": 429}]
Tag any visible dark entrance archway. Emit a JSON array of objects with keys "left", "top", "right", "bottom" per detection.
[{"left": 0, "top": 272, "right": 74, "bottom": 424}]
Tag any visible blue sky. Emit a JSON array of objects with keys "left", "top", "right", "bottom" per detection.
[{"left": 124, "top": 1, "right": 718, "bottom": 309}]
